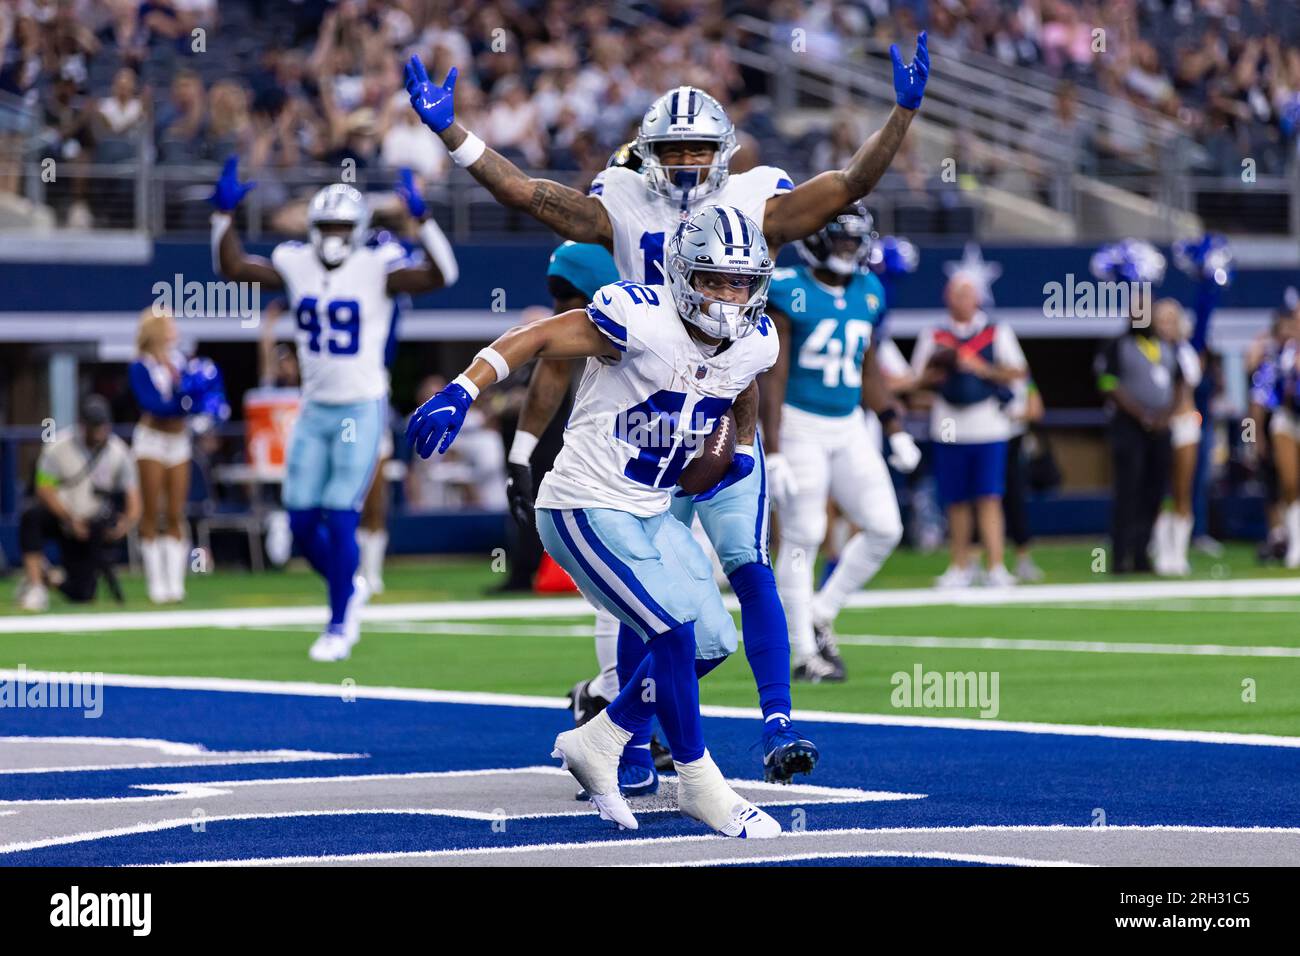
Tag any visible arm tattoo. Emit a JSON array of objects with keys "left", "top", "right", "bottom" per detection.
[
  {"left": 733, "top": 381, "right": 760, "bottom": 445},
  {"left": 460, "top": 142, "right": 603, "bottom": 241},
  {"left": 843, "top": 107, "right": 914, "bottom": 198},
  {"left": 468, "top": 148, "right": 531, "bottom": 205}
]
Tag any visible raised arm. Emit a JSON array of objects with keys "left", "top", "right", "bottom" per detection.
[
  {"left": 763, "top": 34, "right": 928, "bottom": 247},
  {"left": 386, "top": 168, "right": 460, "bottom": 295},
  {"left": 407, "top": 309, "right": 617, "bottom": 458},
  {"left": 403, "top": 57, "right": 612, "bottom": 246},
  {"left": 209, "top": 156, "right": 284, "bottom": 288}
]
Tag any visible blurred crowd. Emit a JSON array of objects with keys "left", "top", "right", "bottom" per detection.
[{"left": 0, "top": 0, "right": 1296, "bottom": 229}]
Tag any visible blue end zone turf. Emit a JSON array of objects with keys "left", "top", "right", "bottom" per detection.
[{"left": 2, "top": 684, "right": 1298, "bottom": 865}]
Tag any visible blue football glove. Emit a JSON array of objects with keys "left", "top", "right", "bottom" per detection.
[
  {"left": 404, "top": 55, "right": 458, "bottom": 133},
  {"left": 395, "top": 167, "right": 427, "bottom": 219},
  {"left": 890, "top": 32, "right": 929, "bottom": 111},
  {"left": 678, "top": 449, "right": 755, "bottom": 502},
  {"left": 407, "top": 381, "right": 474, "bottom": 458},
  {"left": 209, "top": 155, "right": 256, "bottom": 211}
]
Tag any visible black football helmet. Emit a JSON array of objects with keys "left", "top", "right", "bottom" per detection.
[{"left": 795, "top": 202, "right": 875, "bottom": 276}]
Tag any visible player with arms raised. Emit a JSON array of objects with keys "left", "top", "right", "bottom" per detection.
[
  {"left": 402, "top": 35, "right": 929, "bottom": 783},
  {"left": 210, "top": 159, "right": 459, "bottom": 661},
  {"left": 407, "top": 206, "right": 782, "bottom": 837}
]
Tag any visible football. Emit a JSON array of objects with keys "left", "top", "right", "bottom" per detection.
[{"left": 677, "top": 409, "right": 736, "bottom": 495}]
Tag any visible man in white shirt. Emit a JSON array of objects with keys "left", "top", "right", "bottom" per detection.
[{"left": 911, "top": 273, "right": 1028, "bottom": 587}]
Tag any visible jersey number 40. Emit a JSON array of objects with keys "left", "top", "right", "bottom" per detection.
[
  {"left": 296, "top": 297, "right": 361, "bottom": 356},
  {"left": 799, "top": 318, "right": 872, "bottom": 388}
]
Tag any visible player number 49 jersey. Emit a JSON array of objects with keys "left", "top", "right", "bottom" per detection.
[
  {"left": 535, "top": 280, "right": 779, "bottom": 517},
  {"left": 591, "top": 165, "right": 793, "bottom": 285},
  {"left": 768, "top": 265, "right": 886, "bottom": 419},
  {"left": 271, "top": 240, "right": 410, "bottom": 404}
]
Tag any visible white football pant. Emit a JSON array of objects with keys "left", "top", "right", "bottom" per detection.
[{"left": 774, "top": 406, "right": 903, "bottom": 660}]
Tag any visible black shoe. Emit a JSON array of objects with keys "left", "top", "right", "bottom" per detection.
[
  {"left": 793, "top": 654, "right": 845, "bottom": 683},
  {"left": 490, "top": 578, "right": 534, "bottom": 594},
  {"left": 566, "top": 679, "right": 610, "bottom": 727},
  {"left": 650, "top": 734, "right": 674, "bottom": 772},
  {"left": 812, "top": 618, "right": 846, "bottom": 678}
]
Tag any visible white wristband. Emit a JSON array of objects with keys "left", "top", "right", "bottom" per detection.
[
  {"left": 736, "top": 444, "right": 755, "bottom": 457},
  {"left": 449, "top": 132, "right": 485, "bottom": 168},
  {"left": 210, "top": 212, "right": 231, "bottom": 274},
  {"left": 508, "top": 430, "right": 539, "bottom": 466},
  {"left": 451, "top": 372, "right": 480, "bottom": 400},
  {"left": 475, "top": 346, "right": 511, "bottom": 383},
  {"left": 418, "top": 217, "right": 459, "bottom": 287}
]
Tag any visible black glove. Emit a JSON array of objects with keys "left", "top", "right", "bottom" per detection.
[{"left": 505, "top": 461, "right": 536, "bottom": 529}]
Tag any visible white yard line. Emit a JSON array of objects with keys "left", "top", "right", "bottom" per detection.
[
  {"left": 8, "top": 576, "right": 1300, "bottom": 636},
  {"left": 2, "top": 669, "right": 1297, "bottom": 749},
  {"left": 832, "top": 633, "right": 1300, "bottom": 658},
  {"left": 151, "top": 824, "right": 1300, "bottom": 867}
]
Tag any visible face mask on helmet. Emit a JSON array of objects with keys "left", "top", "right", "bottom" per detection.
[
  {"left": 796, "top": 209, "right": 875, "bottom": 276},
  {"left": 307, "top": 184, "right": 369, "bottom": 268},
  {"left": 668, "top": 205, "right": 773, "bottom": 340},
  {"left": 636, "top": 87, "right": 738, "bottom": 205},
  {"left": 671, "top": 265, "right": 772, "bottom": 340},
  {"left": 311, "top": 226, "right": 355, "bottom": 266}
]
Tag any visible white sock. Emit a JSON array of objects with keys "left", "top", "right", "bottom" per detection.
[
  {"left": 141, "top": 539, "right": 167, "bottom": 604},
  {"left": 1151, "top": 511, "right": 1171, "bottom": 574},
  {"left": 163, "top": 535, "right": 186, "bottom": 602},
  {"left": 775, "top": 538, "right": 817, "bottom": 660},
  {"left": 1171, "top": 514, "right": 1192, "bottom": 573},
  {"left": 357, "top": 528, "right": 387, "bottom": 593},
  {"left": 1286, "top": 503, "right": 1300, "bottom": 567},
  {"left": 812, "top": 527, "right": 898, "bottom": 623},
  {"left": 589, "top": 608, "right": 621, "bottom": 700}
]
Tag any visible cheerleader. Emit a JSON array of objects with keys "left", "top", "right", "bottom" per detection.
[
  {"left": 1153, "top": 300, "right": 1203, "bottom": 576},
  {"left": 1251, "top": 312, "right": 1300, "bottom": 567},
  {"left": 128, "top": 308, "right": 193, "bottom": 603}
]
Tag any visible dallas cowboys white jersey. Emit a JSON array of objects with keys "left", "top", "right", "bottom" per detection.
[
  {"left": 535, "top": 280, "right": 779, "bottom": 518},
  {"left": 270, "top": 240, "right": 410, "bottom": 404},
  {"left": 591, "top": 165, "right": 793, "bottom": 286}
]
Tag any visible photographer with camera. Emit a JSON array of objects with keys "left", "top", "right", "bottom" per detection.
[{"left": 17, "top": 395, "right": 141, "bottom": 612}]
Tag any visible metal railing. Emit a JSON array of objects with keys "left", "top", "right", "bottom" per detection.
[{"left": 3, "top": 158, "right": 1295, "bottom": 242}]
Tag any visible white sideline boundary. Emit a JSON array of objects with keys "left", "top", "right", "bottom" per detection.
[
  {"left": 832, "top": 634, "right": 1300, "bottom": 658},
  {"left": 6, "top": 575, "right": 1300, "bottom": 636},
  {"left": 2, "top": 669, "right": 1298, "bottom": 750}
]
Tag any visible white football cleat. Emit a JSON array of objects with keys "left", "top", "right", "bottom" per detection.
[
  {"left": 982, "top": 564, "right": 1018, "bottom": 588},
  {"left": 934, "top": 563, "right": 976, "bottom": 589},
  {"left": 18, "top": 583, "right": 48, "bottom": 613},
  {"left": 675, "top": 750, "right": 781, "bottom": 839},
  {"left": 308, "top": 629, "right": 352, "bottom": 662},
  {"left": 552, "top": 711, "right": 637, "bottom": 830}
]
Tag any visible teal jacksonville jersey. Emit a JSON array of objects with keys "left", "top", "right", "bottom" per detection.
[
  {"left": 547, "top": 241, "right": 620, "bottom": 301},
  {"left": 768, "top": 265, "right": 886, "bottom": 418}
]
